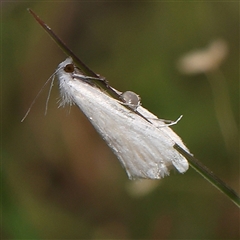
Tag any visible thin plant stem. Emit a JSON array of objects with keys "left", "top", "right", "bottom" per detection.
[
  {"left": 206, "top": 69, "right": 238, "bottom": 155},
  {"left": 174, "top": 144, "right": 240, "bottom": 208},
  {"left": 28, "top": 8, "right": 240, "bottom": 208},
  {"left": 27, "top": 9, "right": 121, "bottom": 100}
]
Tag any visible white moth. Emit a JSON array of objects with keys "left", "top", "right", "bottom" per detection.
[{"left": 56, "top": 57, "right": 189, "bottom": 180}]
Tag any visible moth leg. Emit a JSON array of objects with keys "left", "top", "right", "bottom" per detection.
[{"left": 153, "top": 115, "right": 183, "bottom": 127}]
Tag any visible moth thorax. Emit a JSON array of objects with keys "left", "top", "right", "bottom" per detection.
[{"left": 121, "top": 91, "right": 141, "bottom": 110}]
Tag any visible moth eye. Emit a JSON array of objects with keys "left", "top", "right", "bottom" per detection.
[{"left": 64, "top": 64, "right": 74, "bottom": 73}]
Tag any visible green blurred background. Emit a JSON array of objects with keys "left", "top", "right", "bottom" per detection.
[{"left": 2, "top": 2, "right": 239, "bottom": 239}]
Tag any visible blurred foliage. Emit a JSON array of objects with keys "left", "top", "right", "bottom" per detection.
[{"left": 2, "top": 2, "right": 239, "bottom": 239}]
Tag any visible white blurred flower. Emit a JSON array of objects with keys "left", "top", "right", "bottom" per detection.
[
  {"left": 126, "top": 179, "right": 160, "bottom": 197},
  {"left": 177, "top": 38, "right": 238, "bottom": 157},
  {"left": 177, "top": 39, "right": 228, "bottom": 74}
]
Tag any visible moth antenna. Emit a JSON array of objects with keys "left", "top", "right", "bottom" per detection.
[
  {"left": 44, "top": 74, "right": 55, "bottom": 115},
  {"left": 21, "top": 70, "right": 57, "bottom": 122}
]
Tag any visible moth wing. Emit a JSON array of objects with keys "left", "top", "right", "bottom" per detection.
[{"left": 57, "top": 59, "right": 189, "bottom": 179}]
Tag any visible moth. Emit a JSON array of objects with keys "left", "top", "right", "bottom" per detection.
[
  {"left": 55, "top": 57, "right": 189, "bottom": 179},
  {"left": 24, "top": 9, "right": 240, "bottom": 207},
  {"left": 24, "top": 9, "right": 189, "bottom": 180}
]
